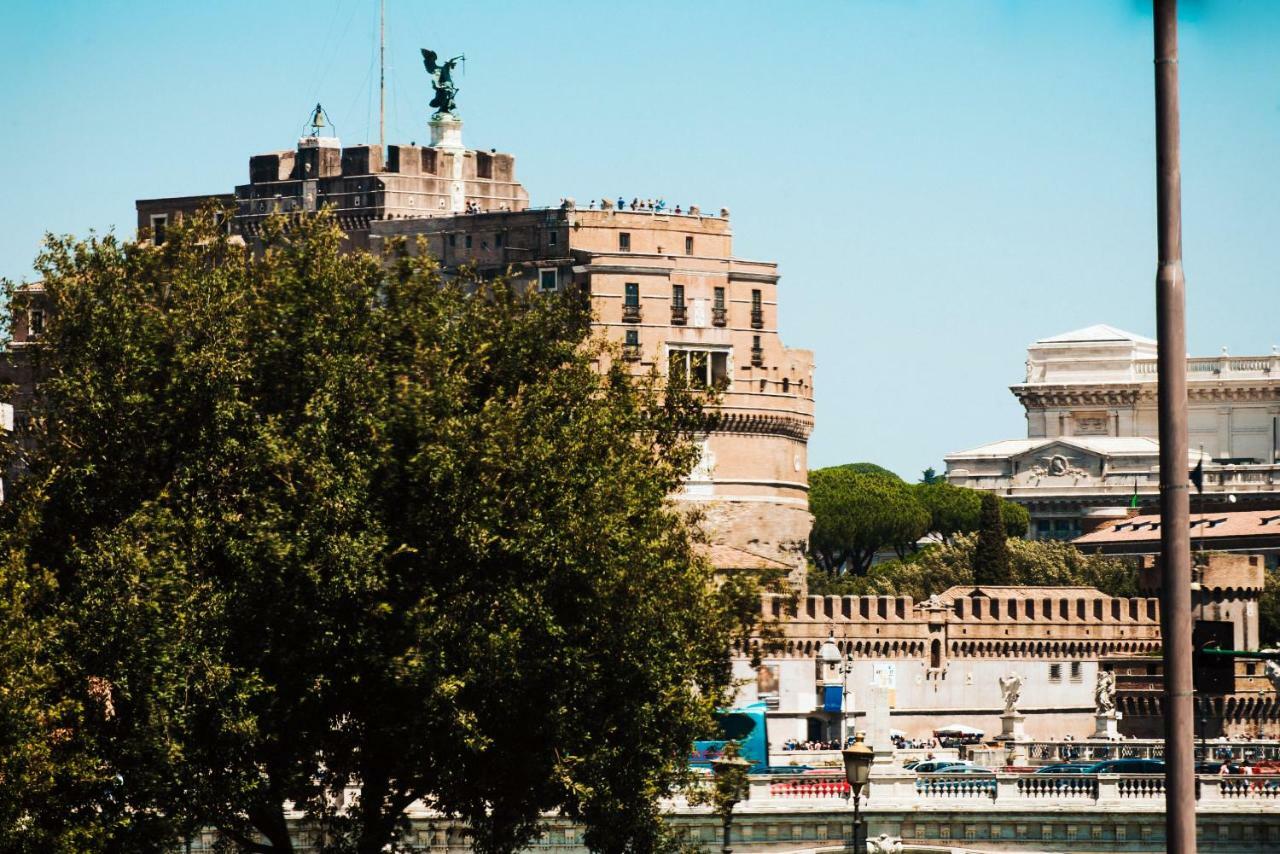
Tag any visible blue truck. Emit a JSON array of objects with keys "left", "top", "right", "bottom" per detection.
[{"left": 691, "top": 702, "right": 809, "bottom": 774}]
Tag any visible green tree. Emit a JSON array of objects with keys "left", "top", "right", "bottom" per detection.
[
  {"left": 914, "top": 482, "right": 1028, "bottom": 544},
  {"left": 919, "top": 467, "right": 941, "bottom": 484},
  {"left": 808, "top": 466, "right": 929, "bottom": 576},
  {"left": 1002, "top": 501, "right": 1031, "bottom": 538},
  {"left": 808, "top": 534, "right": 1139, "bottom": 601},
  {"left": 0, "top": 210, "right": 750, "bottom": 854},
  {"left": 972, "top": 493, "right": 1011, "bottom": 586},
  {"left": 845, "top": 462, "right": 901, "bottom": 479}
]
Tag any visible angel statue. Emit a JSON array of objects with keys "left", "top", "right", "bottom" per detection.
[
  {"left": 1095, "top": 670, "right": 1117, "bottom": 714},
  {"left": 1264, "top": 659, "right": 1280, "bottom": 694},
  {"left": 998, "top": 671, "right": 1022, "bottom": 714},
  {"left": 421, "top": 48, "right": 465, "bottom": 117}
]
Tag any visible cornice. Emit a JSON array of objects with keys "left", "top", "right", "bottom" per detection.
[{"left": 714, "top": 412, "right": 813, "bottom": 440}]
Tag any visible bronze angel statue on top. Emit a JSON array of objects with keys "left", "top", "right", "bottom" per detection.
[{"left": 421, "top": 48, "right": 465, "bottom": 117}]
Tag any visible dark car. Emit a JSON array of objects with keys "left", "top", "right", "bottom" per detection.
[
  {"left": 1033, "top": 762, "right": 1094, "bottom": 775},
  {"left": 912, "top": 760, "right": 970, "bottom": 774},
  {"left": 1085, "top": 758, "right": 1165, "bottom": 774}
]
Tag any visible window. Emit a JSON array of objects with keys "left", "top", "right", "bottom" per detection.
[
  {"left": 495, "top": 232, "right": 503, "bottom": 248},
  {"left": 449, "top": 234, "right": 457, "bottom": 247},
  {"left": 668, "top": 347, "right": 729, "bottom": 389},
  {"left": 751, "top": 288, "right": 764, "bottom": 328},
  {"left": 625, "top": 329, "right": 639, "bottom": 348},
  {"left": 624, "top": 283, "right": 639, "bottom": 306},
  {"left": 1049, "top": 663, "right": 1062, "bottom": 682},
  {"left": 782, "top": 378, "right": 790, "bottom": 393},
  {"left": 1070, "top": 661, "right": 1083, "bottom": 682},
  {"left": 150, "top": 214, "right": 168, "bottom": 245},
  {"left": 28, "top": 309, "right": 45, "bottom": 338},
  {"left": 685, "top": 235, "right": 694, "bottom": 255},
  {"left": 539, "top": 269, "right": 558, "bottom": 291},
  {"left": 752, "top": 289, "right": 762, "bottom": 311},
  {"left": 671, "top": 285, "right": 685, "bottom": 307},
  {"left": 548, "top": 230, "right": 558, "bottom": 247},
  {"left": 623, "top": 329, "right": 640, "bottom": 360},
  {"left": 713, "top": 287, "right": 725, "bottom": 309},
  {"left": 465, "top": 235, "right": 473, "bottom": 249},
  {"left": 618, "top": 232, "right": 631, "bottom": 252},
  {"left": 930, "top": 639, "right": 942, "bottom": 669},
  {"left": 751, "top": 335, "right": 763, "bottom": 366}
]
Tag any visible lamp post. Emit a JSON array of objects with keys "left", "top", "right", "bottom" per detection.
[
  {"left": 710, "top": 747, "right": 750, "bottom": 854},
  {"left": 843, "top": 731, "right": 874, "bottom": 852},
  {"left": 819, "top": 631, "right": 854, "bottom": 746}
]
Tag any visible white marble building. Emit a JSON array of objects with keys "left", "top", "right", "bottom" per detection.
[{"left": 946, "top": 325, "right": 1280, "bottom": 538}]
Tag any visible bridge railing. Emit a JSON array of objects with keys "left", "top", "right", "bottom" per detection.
[{"left": 746, "top": 771, "right": 1280, "bottom": 806}]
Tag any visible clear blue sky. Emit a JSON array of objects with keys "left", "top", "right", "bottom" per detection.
[{"left": 2, "top": 1, "right": 1278, "bottom": 478}]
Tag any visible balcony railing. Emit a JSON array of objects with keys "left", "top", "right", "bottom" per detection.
[
  {"left": 711, "top": 306, "right": 727, "bottom": 327},
  {"left": 751, "top": 347, "right": 764, "bottom": 367},
  {"left": 670, "top": 304, "right": 687, "bottom": 325},
  {"left": 751, "top": 308, "right": 764, "bottom": 329},
  {"left": 622, "top": 304, "right": 641, "bottom": 323},
  {"left": 622, "top": 344, "right": 641, "bottom": 361}
]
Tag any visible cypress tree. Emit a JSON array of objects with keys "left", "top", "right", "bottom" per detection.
[{"left": 973, "top": 491, "right": 1011, "bottom": 586}]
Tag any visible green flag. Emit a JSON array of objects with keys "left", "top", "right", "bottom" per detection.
[{"left": 1129, "top": 480, "right": 1139, "bottom": 510}]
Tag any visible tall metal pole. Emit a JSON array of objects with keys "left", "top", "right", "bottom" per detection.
[
  {"left": 1153, "top": 1, "right": 1196, "bottom": 851},
  {"left": 379, "top": 0, "right": 386, "bottom": 151}
]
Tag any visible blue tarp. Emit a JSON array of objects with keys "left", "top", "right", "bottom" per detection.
[{"left": 823, "top": 684, "right": 843, "bottom": 713}]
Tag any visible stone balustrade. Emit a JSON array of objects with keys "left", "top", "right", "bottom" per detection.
[{"left": 742, "top": 770, "right": 1280, "bottom": 807}]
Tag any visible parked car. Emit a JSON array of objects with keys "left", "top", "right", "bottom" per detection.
[
  {"left": 912, "top": 760, "right": 970, "bottom": 774},
  {"left": 1033, "top": 762, "right": 1094, "bottom": 775},
  {"left": 1084, "top": 758, "right": 1165, "bottom": 774}
]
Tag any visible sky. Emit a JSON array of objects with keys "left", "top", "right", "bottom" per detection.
[{"left": 2, "top": 0, "right": 1278, "bottom": 479}]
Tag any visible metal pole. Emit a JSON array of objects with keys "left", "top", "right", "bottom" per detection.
[
  {"left": 852, "top": 788, "right": 861, "bottom": 853},
  {"left": 379, "top": 0, "right": 386, "bottom": 151},
  {"left": 1153, "top": 1, "right": 1196, "bottom": 851}
]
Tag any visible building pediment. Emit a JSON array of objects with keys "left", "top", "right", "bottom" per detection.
[{"left": 1011, "top": 441, "right": 1104, "bottom": 481}]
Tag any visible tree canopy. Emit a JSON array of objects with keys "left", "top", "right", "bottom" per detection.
[
  {"left": 0, "top": 210, "right": 752, "bottom": 854},
  {"left": 808, "top": 465, "right": 929, "bottom": 575},
  {"left": 913, "top": 481, "right": 1028, "bottom": 543},
  {"left": 808, "top": 534, "right": 1140, "bottom": 601}
]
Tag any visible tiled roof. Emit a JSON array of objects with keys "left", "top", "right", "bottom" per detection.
[
  {"left": 1073, "top": 508, "right": 1280, "bottom": 547},
  {"left": 937, "top": 585, "right": 1109, "bottom": 602}
]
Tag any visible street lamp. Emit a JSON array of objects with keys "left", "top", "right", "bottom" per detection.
[
  {"left": 843, "top": 730, "right": 874, "bottom": 852},
  {"left": 819, "top": 631, "right": 853, "bottom": 746},
  {"left": 710, "top": 748, "right": 750, "bottom": 854}
]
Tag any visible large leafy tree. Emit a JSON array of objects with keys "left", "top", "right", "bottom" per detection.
[
  {"left": 808, "top": 465, "right": 929, "bottom": 576},
  {"left": 0, "top": 210, "right": 746, "bottom": 854},
  {"left": 914, "top": 481, "right": 1028, "bottom": 544}
]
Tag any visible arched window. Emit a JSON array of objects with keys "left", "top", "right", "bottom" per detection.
[{"left": 930, "top": 638, "right": 942, "bottom": 669}]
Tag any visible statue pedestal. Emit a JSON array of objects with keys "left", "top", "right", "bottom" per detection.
[
  {"left": 998, "top": 712, "right": 1027, "bottom": 742},
  {"left": 429, "top": 116, "right": 464, "bottom": 149},
  {"left": 1092, "top": 711, "right": 1120, "bottom": 740},
  {"left": 428, "top": 116, "right": 466, "bottom": 214}
]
